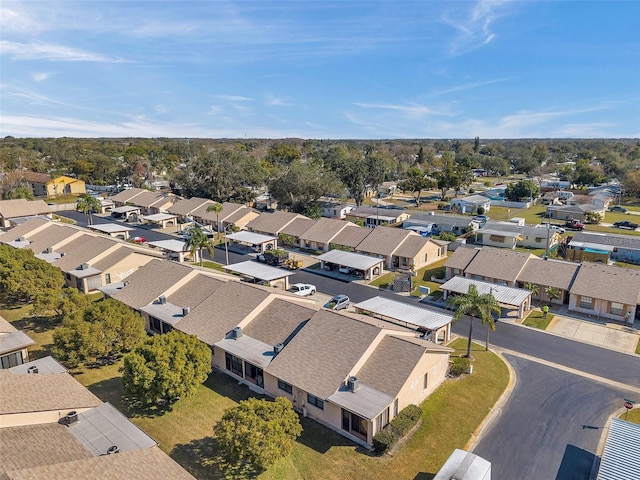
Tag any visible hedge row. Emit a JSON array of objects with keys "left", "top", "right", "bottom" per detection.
[
  {"left": 373, "top": 404, "right": 422, "bottom": 453},
  {"left": 450, "top": 357, "right": 470, "bottom": 377}
]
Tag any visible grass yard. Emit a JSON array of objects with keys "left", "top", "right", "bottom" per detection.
[
  {"left": 198, "top": 261, "right": 227, "bottom": 273},
  {"left": 620, "top": 408, "right": 640, "bottom": 424},
  {"left": 3, "top": 301, "right": 509, "bottom": 480},
  {"left": 636, "top": 338, "right": 640, "bottom": 355},
  {"left": 522, "top": 310, "right": 555, "bottom": 330}
]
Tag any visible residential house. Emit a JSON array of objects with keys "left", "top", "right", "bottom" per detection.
[
  {"left": 191, "top": 201, "right": 259, "bottom": 232},
  {"left": 167, "top": 197, "right": 216, "bottom": 222},
  {"left": 0, "top": 317, "right": 34, "bottom": 369},
  {"left": 329, "top": 225, "right": 372, "bottom": 252},
  {"left": 0, "top": 357, "right": 195, "bottom": 479},
  {"left": 474, "top": 223, "right": 560, "bottom": 251},
  {"left": 278, "top": 217, "right": 316, "bottom": 246},
  {"left": 109, "top": 187, "right": 148, "bottom": 206},
  {"left": 19, "top": 172, "right": 86, "bottom": 198},
  {"left": 546, "top": 204, "right": 605, "bottom": 223},
  {"left": 568, "top": 262, "right": 640, "bottom": 324},
  {"left": 405, "top": 213, "right": 475, "bottom": 236},
  {"left": 378, "top": 181, "right": 398, "bottom": 197},
  {"left": 124, "top": 190, "right": 180, "bottom": 215},
  {"left": 443, "top": 246, "right": 482, "bottom": 280},
  {"left": 321, "top": 201, "right": 356, "bottom": 219},
  {"left": 455, "top": 247, "right": 535, "bottom": 287},
  {"left": 0, "top": 199, "right": 52, "bottom": 228},
  {"left": 345, "top": 206, "right": 410, "bottom": 228},
  {"left": 298, "top": 218, "right": 356, "bottom": 252},
  {"left": 473, "top": 225, "right": 520, "bottom": 249},
  {"left": 567, "top": 231, "right": 640, "bottom": 265},
  {"left": 517, "top": 257, "right": 580, "bottom": 304},
  {"left": 450, "top": 194, "right": 491, "bottom": 214},
  {"left": 246, "top": 211, "right": 308, "bottom": 236}
]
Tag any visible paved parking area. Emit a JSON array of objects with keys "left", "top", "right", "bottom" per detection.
[{"left": 547, "top": 316, "right": 639, "bottom": 354}]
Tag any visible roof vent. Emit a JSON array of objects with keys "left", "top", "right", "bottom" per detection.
[
  {"left": 231, "top": 326, "right": 243, "bottom": 339},
  {"left": 17, "top": 236, "right": 26, "bottom": 242},
  {"left": 158, "top": 295, "right": 167, "bottom": 304},
  {"left": 347, "top": 376, "right": 360, "bottom": 392},
  {"left": 182, "top": 306, "right": 190, "bottom": 316},
  {"left": 80, "top": 263, "right": 90, "bottom": 270},
  {"left": 60, "top": 252, "right": 66, "bottom": 257},
  {"left": 65, "top": 411, "right": 78, "bottom": 425},
  {"left": 123, "top": 281, "right": 129, "bottom": 287},
  {"left": 107, "top": 445, "right": 119, "bottom": 455},
  {"left": 273, "top": 343, "right": 284, "bottom": 355},
  {"left": 27, "top": 365, "right": 39, "bottom": 374},
  {"left": 44, "top": 247, "right": 53, "bottom": 254}
]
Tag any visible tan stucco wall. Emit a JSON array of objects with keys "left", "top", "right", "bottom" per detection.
[
  {"left": 569, "top": 294, "right": 635, "bottom": 323},
  {"left": 0, "top": 407, "right": 94, "bottom": 428},
  {"left": 394, "top": 352, "right": 449, "bottom": 412}
]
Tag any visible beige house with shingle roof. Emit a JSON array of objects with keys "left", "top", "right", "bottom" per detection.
[
  {"left": 279, "top": 217, "right": 316, "bottom": 245},
  {"left": 393, "top": 235, "right": 448, "bottom": 270},
  {"left": 298, "top": 218, "right": 356, "bottom": 252},
  {"left": 167, "top": 197, "right": 215, "bottom": 220},
  {"left": 517, "top": 257, "right": 580, "bottom": 304},
  {"left": 0, "top": 317, "right": 34, "bottom": 370},
  {"left": 109, "top": 187, "right": 147, "bottom": 205},
  {"left": 246, "top": 210, "right": 308, "bottom": 236},
  {"left": 329, "top": 225, "right": 372, "bottom": 252},
  {"left": 568, "top": 262, "right": 640, "bottom": 324},
  {"left": 444, "top": 246, "right": 482, "bottom": 280},
  {"left": 462, "top": 247, "right": 534, "bottom": 286},
  {"left": 0, "top": 199, "right": 52, "bottom": 228},
  {"left": 191, "top": 201, "right": 259, "bottom": 231}
]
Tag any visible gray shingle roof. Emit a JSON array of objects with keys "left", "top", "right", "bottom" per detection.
[
  {"left": 176, "top": 282, "right": 271, "bottom": 345},
  {"left": 266, "top": 310, "right": 382, "bottom": 399},
  {"left": 191, "top": 201, "right": 244, "bottom": 222},
  {"left": 445, "top": 246, "right": 481, "bottom": 271},
  {"left": 464, "top": 247, "right": 534, "bottom": 283},
  {"left": 298, "top": 218, "right": 353, "bottom": 244},
  {"left": 0, "top": 317, "right": 34, "bottom": 355},
  {"left": 111, "top": 260, "right": 194, "bottom": 309},
  {"left": 355, "top": 335, "right": 430, "bottom": 397},
  {"left": 246, "top": 211, "right": 304, "bottom": 235},
  {"left": 329, "top": 225, "right": 371, "bottom": 249},
  {"left": 167, "top": 197, "right": 214, "bottom": 216},
  {"left": 242, "top": 298, "right": 315, "bottom": 346},
  {"left": 91, "top": 246, "right": 135, "bottom": 271},
  {"left": 24, "top": 224, "right": 82, "bottom": 255},
  {"left": 109, "top": 188, "right": 147, "bottom": 203},
  {"left": 167, "top": 274, "right": 226, "bottom": 311},
  {"left": 393, "top": 235, "right": 433, "bottom": 258},
  {"left": 570, "top": 263, "right": 640, "bottom": 305},
  {"left": 356, "top": 226, "right": 414, "bottom": 256},
  {"left": 517, "top": 257, "right": 580, "bottom": 290},
  {"left": 53, "top": 236, "right": 118, "bottom": 272},
  {"left": 0, "top": 370, "right": 101, "bottom": 415},
  {"left": 571, "top": 231, "right": 640, "bottom": 250},
  {"left": 280, "top": 217, "right": 316, "bottom": 238},
  {"left": 0, "top": 218, "right": 51, "bottom": 244}
]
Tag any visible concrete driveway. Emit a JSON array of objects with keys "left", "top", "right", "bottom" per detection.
[{"left": 547, "top": 316, "right": 639, "bottom": 354}]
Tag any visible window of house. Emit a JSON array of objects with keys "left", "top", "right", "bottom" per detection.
[
  {"left": 244, "top": 362, "right": 264, "bottom": 388},
  {"left": 489, "top": 235, "right": 505, "bottom": 243},
  {"left": 225, "top": 352, "right": 243, "bottom": 377},
  {"left": 277, "top": 379, "right": 293, "bottom": 394},
  {"left": 402, "top": 257, "right": 408, "bottom": 266},
  {"left": 579, "top": 296, "right": 593, "bottom": 309},
  {"left": 393, "top": 398, "right": 399, "bottom": 416},
  {"left": 610, "top": 302, "right": 624, "bottom": 316},
  {"left": 66, "top": 273, "right": 71, "bottom": 281},
  {"left": 424, "top": 253, "right": 428, "bottom": 263},
  {"left": 307, "top": 393, "right": 324, "bottom": 410},
  {"left": 377, "top": 407, "right": 390, "bottom": 430},
  {"left": 1, "top": 351, "right": 24, "bottom": 369},
  {"left": 105, "top": 273, "right": 111, "bottom": 284},
  {"left": 162, "top": 323, "right": 173, "bottom": 334},
  {"left": 342, "top": 409, "right": 368, "bottom": 441},
  {"left": 423, "top": 372, "right": 429, "bottom": 390},
  {"left": 149, "top": 316, "right": 162, "bottom": 333}
]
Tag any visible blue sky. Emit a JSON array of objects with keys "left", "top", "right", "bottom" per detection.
[{"left": 1, "top": 1, "right": 638, "bottom": 139}]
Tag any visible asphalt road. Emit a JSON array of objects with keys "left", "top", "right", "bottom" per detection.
[{"left": 473, "top": 355, "right": 636, "bottom": 480}]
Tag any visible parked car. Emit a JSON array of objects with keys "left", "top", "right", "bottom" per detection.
[
  {"left": 338, "top": 265, "right": 353, "bottom": 274},
  {"left": 534, "top": 224, "right": 566, "bottom": 234},
  {"left": 609, "top": 205, "right": 628, "bottom": 213},
  {"left": 289, "top": 283, "right": 316, "bottom": 297},
  {"left": 131, "top": 236, "right": 146, "bottom": 244},
  {"left": 613, "top": 220, "right": 639, "bottom": 230},
  {"left": 324, "top": 294, "right": 350, "bottom": 311},
  {"left": 472, "top": 215, "right": 489, "bottom": 224}
]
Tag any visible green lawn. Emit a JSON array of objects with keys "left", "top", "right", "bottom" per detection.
[
  {"left": 367, "top": 256, "right": 449, "bottom": 297},
  {"left": 522, "top": 310, "right": 555, "bottom": 330},
  {"left": 4, "top": 303, "right": 510, "bottom": 480},
  {"left": 197, "top": 261, "right": 227, "bottom": 272},
  {"left": 620, "top": 408, "right": 640, "bottom": 424},
  {"left": 636, "top": 338, "right": 640, "bottom": 355}
]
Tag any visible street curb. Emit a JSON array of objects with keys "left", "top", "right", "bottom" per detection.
[{"left": 465, "top": 349, "right": 517, "bottom": 452}]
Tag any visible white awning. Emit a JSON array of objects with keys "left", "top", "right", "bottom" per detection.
[
  {"left": 111, "top": 206, "right": 140, "bottom": 214},
  {"left": 215, "top": 336, "right": 274, "bottom": 369},
  {"left": 89, "top": 223, "right": 135, "bottom": 234},
  {"left": 226, "top": 231, "right": 277, "bottom": 245},
  {"left": 223, "top": 261, "right": 291, "bottom": 281},
  {"left": 147, "top": 239, "right": 188, "bottom": 252},
  {"left": 317, "top": 250, "right": 384, "bottom": 271},
  {"left": 353, "top": 296, "right": 453, "bottom": 331},
  {"left": 441, "top": 276, "right": 531, "bottom": 307},
  {"left": 141, "top": 213, "right": 177, "bottom": 222}
]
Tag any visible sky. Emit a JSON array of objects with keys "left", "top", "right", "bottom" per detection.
[{"left": 1, "top": 1, "right": 639, "bottom": 139}]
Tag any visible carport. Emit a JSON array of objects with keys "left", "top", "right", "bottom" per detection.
[
  {"left": 147, "top": 239, "right": 192, "bottom": 263},
  {"left": 110, "top": 205, "right": 140, "bottom": 221},
  {"left": 225, "top": 231, "right": 277, "bottom": 254},
  {"left": 89, "top": 223, "right": 135, "bottom": 240},
  {"left": 223, "top": 261, "right": 292, "bottom": 290},
  {"left": 316, "top": 250, "right": 384, "bottom": 280},
  {"left": 353, "top": 296, "right": 452, "bottom": 343},
  {"left": 440, "top": 277, "right": 532, "bottom": 319},
  {"left": 141, "top": 213, "right": 178, "bottom": 229}
]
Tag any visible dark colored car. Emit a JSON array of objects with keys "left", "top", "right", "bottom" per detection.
[
  {"left": 613, "top": 220, "right": 639, "bottom": 230},
  {"left": 609, "top": 206, "right": 628, "bottom": 213}
]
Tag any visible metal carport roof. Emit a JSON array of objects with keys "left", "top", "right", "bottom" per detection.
[
  {"left": 353, "top": 296, "right": 453, "bottom": 331},
  {"left": 223, "top": 261, "right": 292, "bottom": 282},
  {"left": 226, "top": 231, "right": 277, "bottom": 245},
  {"left": 317, "top": 250, "right": 384, "bottom": 271},
  {"left": 440, "top": 276, "right": 531, "bottom": 306}
]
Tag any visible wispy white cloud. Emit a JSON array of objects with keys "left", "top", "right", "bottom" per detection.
[
  {"left": 0, "top": 6, "right": 42, "bottom": 34},
  {"left": 265, "top": 94, "right": 292, "bottom": 107},
  {"left": 432, "top": 77, "right": 511, "bottom": 96},
  {"left": 441, "top": 0, "right": 510, "bottom": 56},
  {"left": 32, "top": 72, "right": 54, "bottom": 82},
  {"left": 354, "top": 102, "right": 453, "bottom": 118},
  {"left": 212, "top": 95, "right": 253, "bottom": 102},
  {"left": 5, "top": 87, "right": 67, "bottom": 107},
  {"left": 0, "top": 41, "right": 126, "bottom": 62}
]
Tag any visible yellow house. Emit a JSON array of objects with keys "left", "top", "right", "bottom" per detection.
[{"left": 21, "top": 172, "right": 86, "bottom": 198}]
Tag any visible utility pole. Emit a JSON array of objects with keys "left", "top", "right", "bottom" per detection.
[{"left": 544, "top": 216, "right": 551, "bottom": 259}]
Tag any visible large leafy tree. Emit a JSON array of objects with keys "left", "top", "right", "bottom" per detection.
[
  {"left": 269, "top": 160, "right": 340, "bottom": 213},
  {"left": 446, "top": 284, "right": 501, "bottom": 356},
  {"left": 327, "top": 147, "right": 386, "bottom": 206},
  {"left": 75, "top": 194, "right": 102, "bottom": 225},
  {"left": 215, "top": 397, "right": 302, "bottom": 469},
  {"left": 52, "top": 299, "right": 146, "bottom": 366},
  {"left": 504, "top": 180, "right": 539, "bottom": 202},
  {"left": 435, "top": 154, "right": 473, "bottom": 200},
  {"left": 121, "top": 331, "right": 212, "bottom": 405},
  {"left": 397, "top": 166, "right": 434, "bottom": 206},
  {"left": 0, "top": 245, "right": 65, "bottom": 305},
  {"left": 185, "top": 225, "right": 214, "bottom": 266}
]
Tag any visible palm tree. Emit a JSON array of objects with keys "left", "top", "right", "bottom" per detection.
[
  {"left": 446, "top": 284, "right": 501, "bottom": 357},
  {"left": 206, "top": 203, "right": 228, "bottom": 265},
  {"left": 75, "top": 194, "right": 102, "bottom": 226},
  {"left": 545, "top": 286, "right": 561, "bottom": 303},
  {"left": 525, "top": 282, "right": 540, "bottom": 299},
  {"left": 185, "top": 225, "right": 214, "bottom": 267}
]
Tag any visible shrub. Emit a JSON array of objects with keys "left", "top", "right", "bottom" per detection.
[
  {"left": 373, "top": 428, "right": 397, "bottom": 453},
  {"left": 450, "top": 357, "right": 471, "bottom": 376},
  {"left": 373, "top": 404, "right": 422, "bottom": 453}
]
